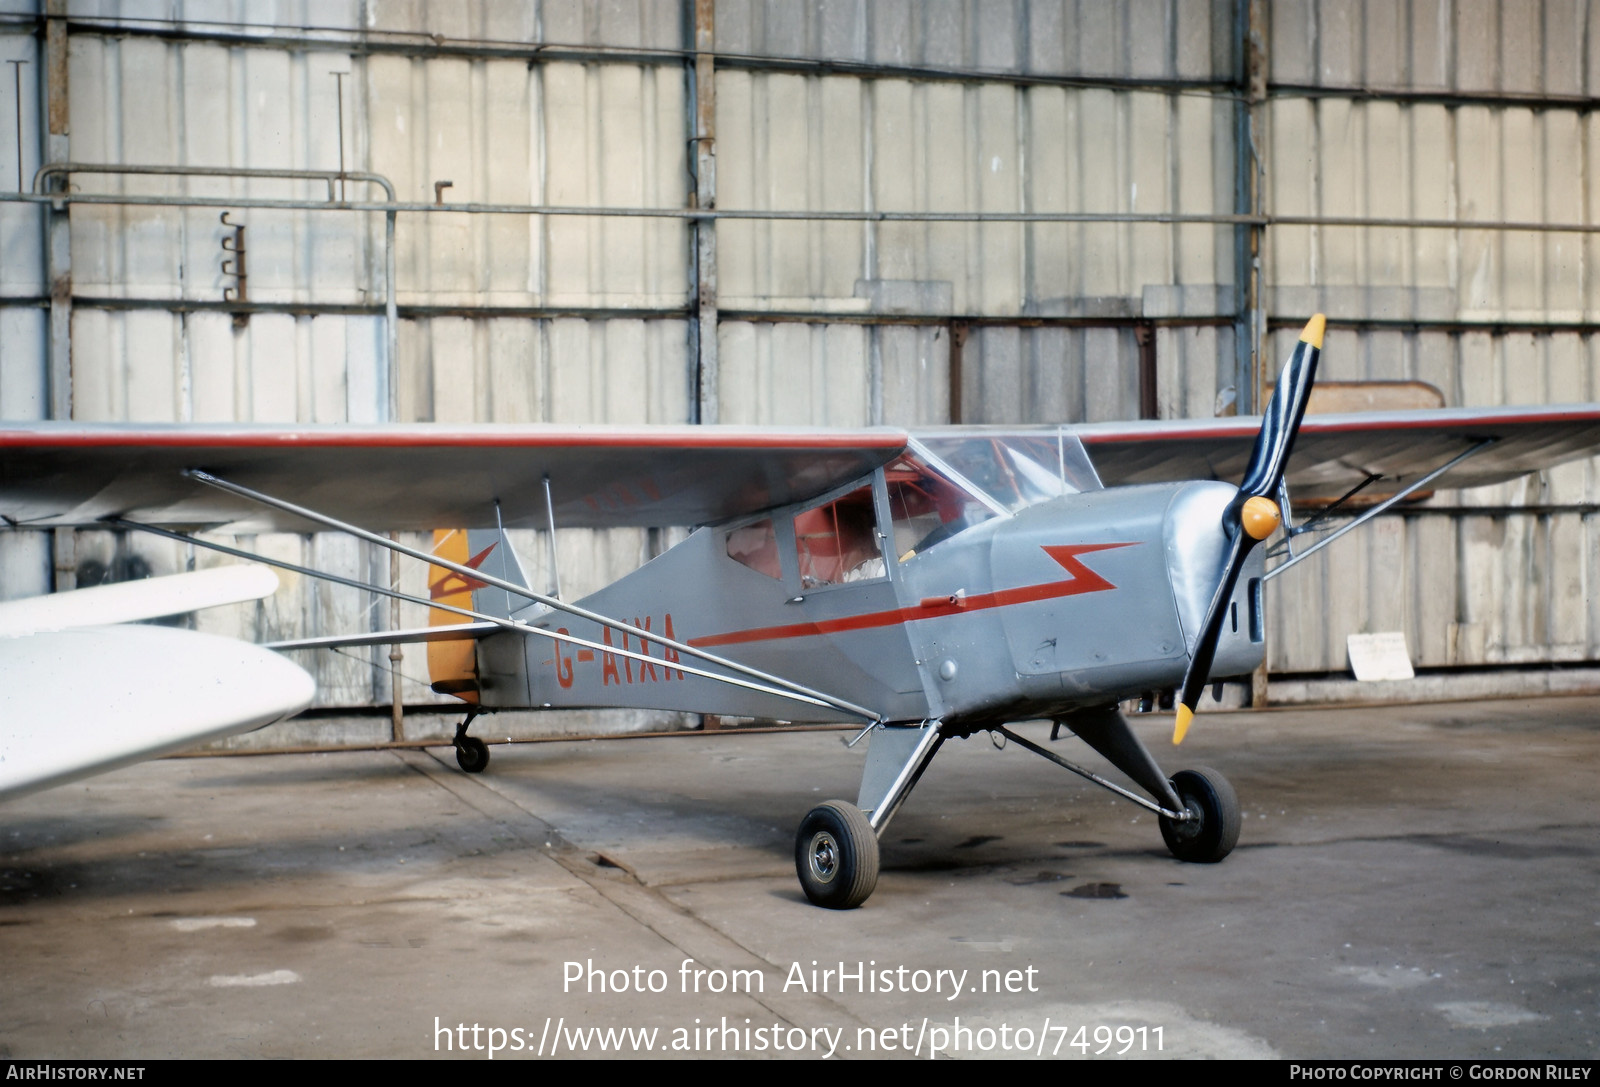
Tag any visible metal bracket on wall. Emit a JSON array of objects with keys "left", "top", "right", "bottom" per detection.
[{"left": 219, "top": 211, "right": 247, "bottom": 327}]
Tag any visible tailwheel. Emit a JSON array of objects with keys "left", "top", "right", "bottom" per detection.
[
  {"left": 1159, "top": 766, "right": 1241, "bottom": 863},
  {"left": 795, "top": 800, "right": 879, "bottom": 909},
  {"left": 452, "top": 713, "right": 489, "bottom": 774},
  {"left": 455, "top": 735, "right": 490, "bottom": 774}
]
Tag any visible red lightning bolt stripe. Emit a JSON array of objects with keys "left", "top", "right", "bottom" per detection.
[
  {"left": 428, "top": 542, "right": 498, "bottom": 600},
  {"left": 689, "top": 542, "right": 1135, "bottom": 649}
]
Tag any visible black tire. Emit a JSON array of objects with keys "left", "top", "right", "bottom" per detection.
[
  {"left": 455, "top": 736, "right": 490, "bottom": 774},
  {"left": 795, "top": 800, "right": 879, "bottom": 909},
  {"left": 1159, "top": 766, "right": 1241, "bottom": 863}
]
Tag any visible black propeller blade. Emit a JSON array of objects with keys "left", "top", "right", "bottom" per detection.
[{"left": 1173, "top": 313, "right": 1324, "bottom": 743}]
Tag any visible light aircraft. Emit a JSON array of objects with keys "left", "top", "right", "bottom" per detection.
[{"left": 6, "top": 314, "right": 1600, "bottom": 908}]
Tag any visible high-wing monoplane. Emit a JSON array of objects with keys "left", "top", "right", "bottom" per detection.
[{"left": 7, "top": 314, "right": 1600, "bottom": 908}]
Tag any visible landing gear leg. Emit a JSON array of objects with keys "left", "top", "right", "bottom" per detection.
[
  {"left": 1057, "top": 705, "right": 1183, "bottom": 812},
  {"left": 794, "top": 721, "right": 944, "bottom": 909},
  {"left": 452, "top": 711, "right": 489, "bottom": 774},
  {"left": 1009, "top": 708, "right": 1240, "bottom": 862}
]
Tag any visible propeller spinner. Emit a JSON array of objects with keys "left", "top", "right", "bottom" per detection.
[{"left": 1173, "top": 313, "right": 1325, "bottom": 744}]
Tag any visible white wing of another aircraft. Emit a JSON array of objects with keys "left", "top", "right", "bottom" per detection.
[
  {"left": 0, "top": 563, "right": 280, "bottom": 635},
  {"left": 0, "top": 565, "right": 314, "bottom": 802}
]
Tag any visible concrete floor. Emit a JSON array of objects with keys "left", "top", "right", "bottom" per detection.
[{"left": 1, "top": 696, "right": 1596, "bottom": 1060}]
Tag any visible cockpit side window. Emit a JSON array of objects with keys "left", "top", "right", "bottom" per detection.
[
  {"left": 794, "top": 483, "right": 885, "bottom": 588},
  {"left": 886, "top": 453, "right": 997, "bottom": 561},
  {"left": 725, "top": 518, "right": 781, "bottom": 580}
]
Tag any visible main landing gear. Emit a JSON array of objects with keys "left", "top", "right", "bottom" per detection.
[
  {"left": 795, "top": 801, "right": 879, "bottom": 909},
  {"left": 452, "top": 712, "right": 490, "bottom": 774},
  {"left": 793, "top": 709, "right": 1241, "bottom": 910},
  {"left": 795, "top": 722, "right": 942, "bottom": 910}
]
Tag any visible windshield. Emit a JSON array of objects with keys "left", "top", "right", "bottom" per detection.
[
  {"left": 883, "top": 452, "right": 1000, "bottom": 561},
  {"left": 913, "top": 429, "right": 1102, "bottom": 513}
]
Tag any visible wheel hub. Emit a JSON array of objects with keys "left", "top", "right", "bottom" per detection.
[
  {"left": 807, "top": 831, "right": 840, "bottom": 884},
  {"left": 1168, "top": 796, "right": 1205, "bottom": 842}
]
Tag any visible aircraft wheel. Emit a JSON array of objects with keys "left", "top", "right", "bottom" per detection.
[
  {"left": 795, "top": 800, "right": 879, "bottom": 909},
  {"left": 1159, "top": 766, "right": 1240, "bottom": 863},
  {"left": 455, "top": 736, "right": 491, "bottom": 774}
]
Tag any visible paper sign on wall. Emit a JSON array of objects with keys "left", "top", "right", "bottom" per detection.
[{"left": 1346, "top": 632, "right": 1415, "bottom": 682}]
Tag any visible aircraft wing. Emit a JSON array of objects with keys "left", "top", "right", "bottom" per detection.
[
  {"left": 0, "top": 423, "right": 909, "bottom": 532},
  {"left": 0, "top": 625, "right": 313, "bottom": 801},
  {"left": 0, "top": 567, "right": 313, "bottom": 802},
  {"left": 1073, "top": 404, "right": 1600, "bottom": 496},
  {"left": 0, "top": 564, "right": 279, "bottom": 635}
]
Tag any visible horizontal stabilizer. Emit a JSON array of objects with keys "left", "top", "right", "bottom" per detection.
[
  {"left": 0, "top": 564, "right": 279, "bottom": 636},
  {"left": 0, "top": 624, "right": 314, "bottom": 802}
]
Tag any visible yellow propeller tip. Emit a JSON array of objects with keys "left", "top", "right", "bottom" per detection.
[
  {"left": 1301, "top": 313, "right": 1326, "bottom": 350},
  {"left": 1173, "top": 704, "right": 1194, "bottom": 745}
]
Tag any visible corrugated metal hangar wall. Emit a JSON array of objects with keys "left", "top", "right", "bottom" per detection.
[{"left": 2, "top": 0, "right": 1599, "bottom": 718}]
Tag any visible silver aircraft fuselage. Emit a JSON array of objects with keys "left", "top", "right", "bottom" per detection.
[{"left": 473, "top": 434, "right": 1264, "bottom": 728}]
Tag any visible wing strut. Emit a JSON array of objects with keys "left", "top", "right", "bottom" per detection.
[
  {"left": 1264, "top": 438, "right": 1495, "bottom": 581},
  {"left": 541, "top": 474, "right": 562, "bottom": 600},
  {"left": 113, "top": 518, "right": 878, "bottom": 721},
  {"left": 1267, "top": 471, "right": 1380, "bottom": 560},
  {"left": 180, "top": 469, "right": 880, "bottom": 721}
]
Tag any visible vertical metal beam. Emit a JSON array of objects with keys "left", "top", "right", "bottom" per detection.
[
  {"left": 389, "top": 543, "right": 404, "bottom": 741},
  {"left": 331, "top": 71, "right": 347, "bottom": 201},
  {"left": 44, "top": 0, "right": 69, "bottom": 422},
  {"left": 1135, "top": 323, "right": 1157, "bottom": 419},
  {"left": 1243, "top": 0, "right": 1271, "bottom": 709},
  {"left": 7, "top": 60, "right": 24, "bottom": 192},
  {"left": 691, "top": 0, "right": 718, "bottom": 424},
  {"left": 947, "top": 320, "right": 968, "bottom": 423},
  {"left": 51, "top": 527, "right": 75, "bottom": 592},
  {"left": 386, "top": 330, "right": 401, "bottom": 739},
  {"left": 1230, "top": 0, "right": 1251, "bottom": 420},
  {"left": 685, "top": 0, "right": 718, "bottom": 730},
  {"left": 44, "top": 0, "right": 73, "bottom": 592},
  {"left": 1233, "top": 0, "right": 1267, "bottom": 417},
  {"left": 1246, "top": 0, "right": 1267, "bottom": 407},
  {"left": 369, "top": 61, "right": 402, "bottom": 742},
  {"left": 384, "top": 208, "right": 397, "bottom": 419}
]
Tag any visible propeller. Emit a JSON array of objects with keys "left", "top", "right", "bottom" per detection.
[{"left": 1173, "top": 313, "right": 1324, "bottom": 744}]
